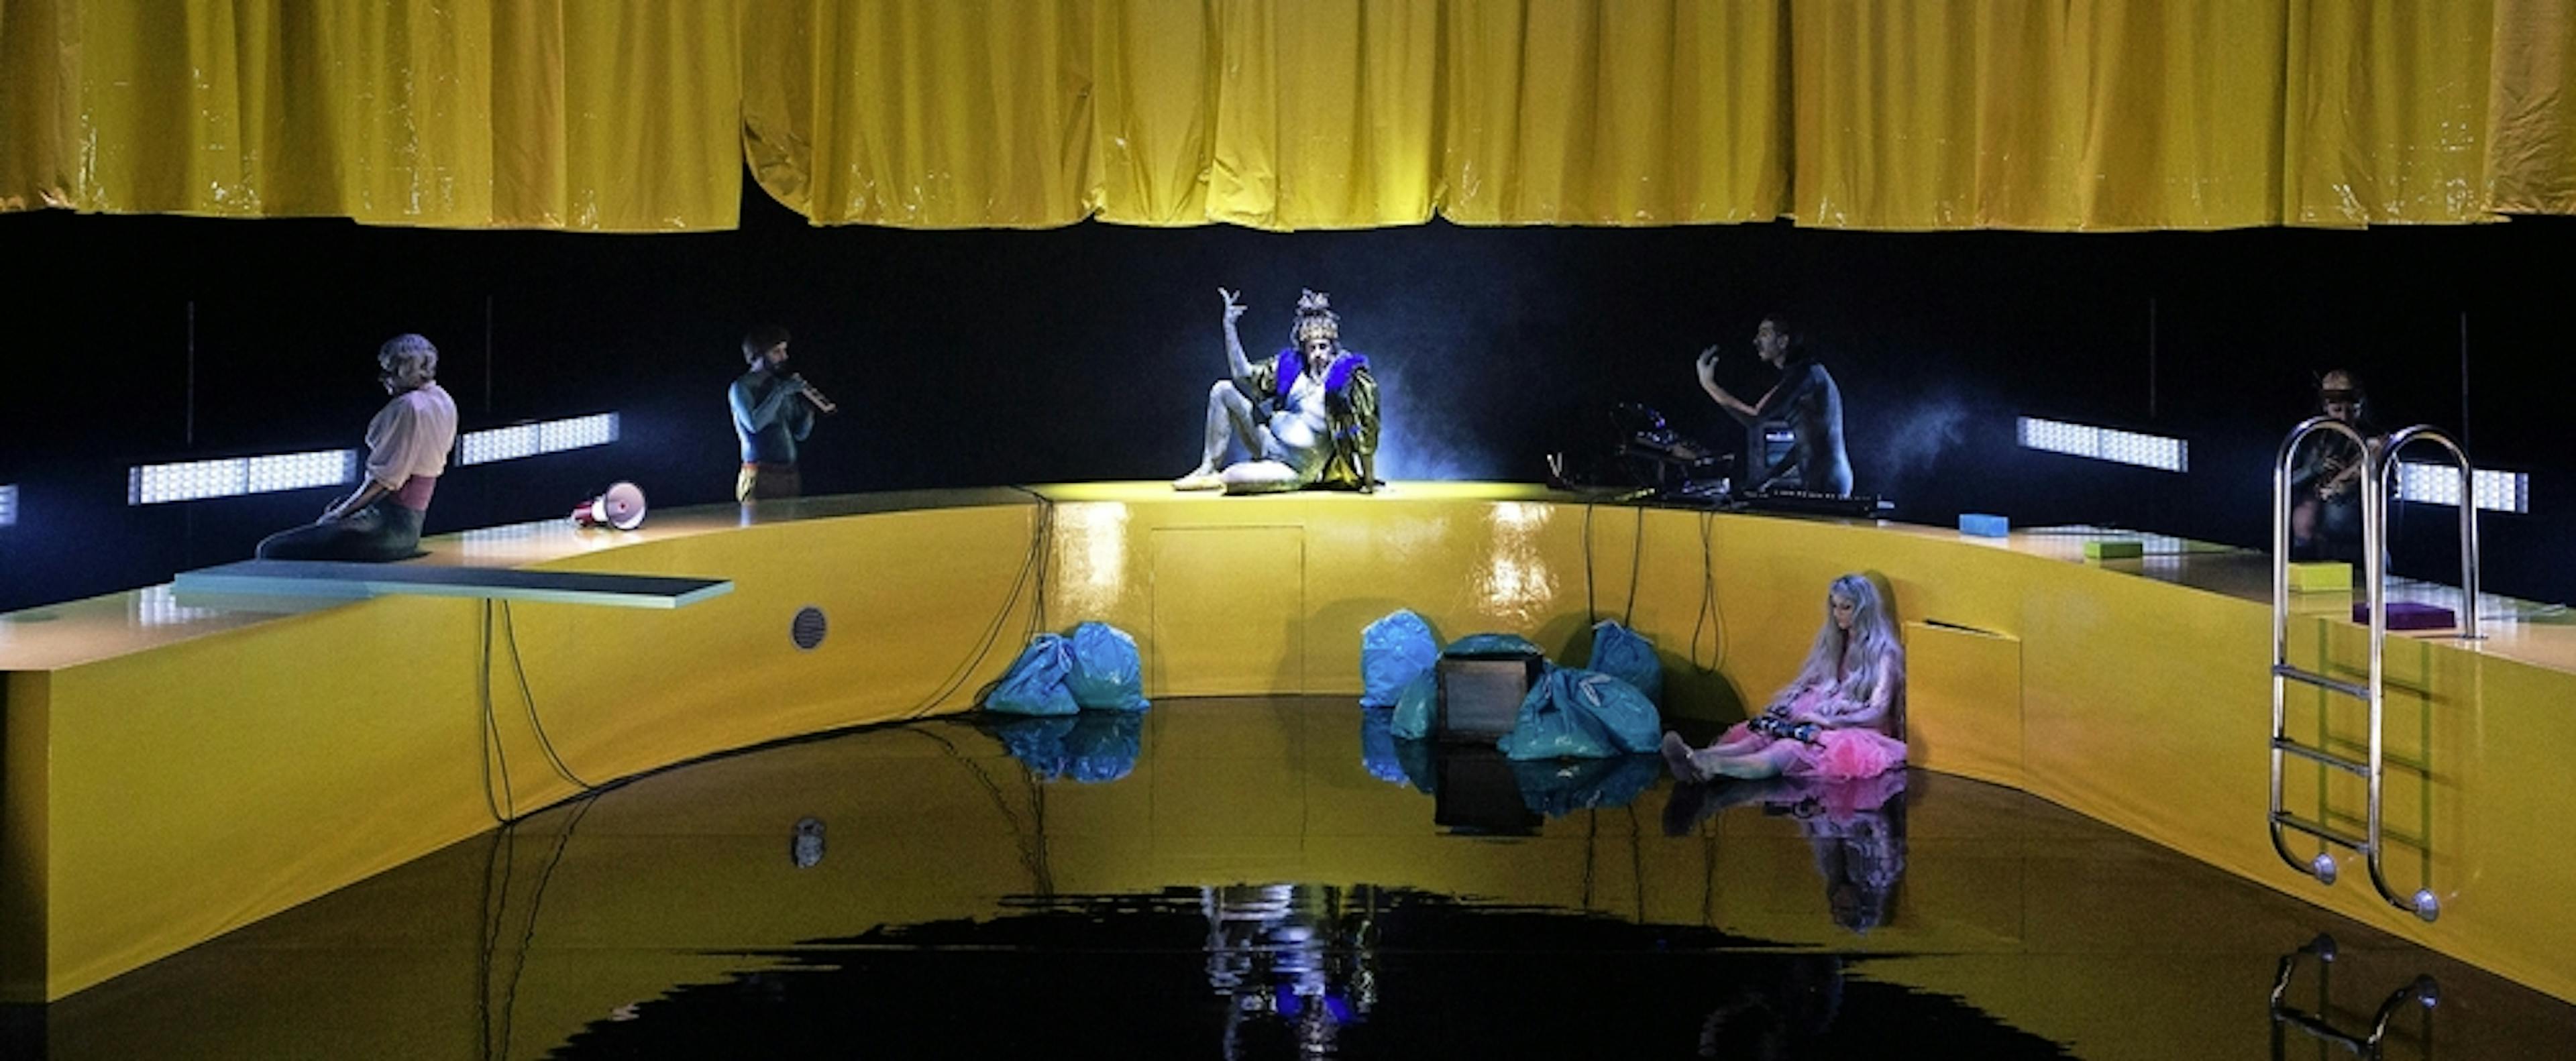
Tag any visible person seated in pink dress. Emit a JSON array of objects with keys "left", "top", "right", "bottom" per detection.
[{"left": 1662, "top": 573, "right": 1906, "bottom": 783}]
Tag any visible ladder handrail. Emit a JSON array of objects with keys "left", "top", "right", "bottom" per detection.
[
  {"left": 2271, "top": 416, "right": 2373, "bottom": 670},
  {"left": 2268, "top": 934, "right": 2440, "bottom": 1058},
  {"left": 2268, "top": 418, "right": 2473, "bottom": 924},
  {"left": 2375, "top": 425, "right": 2482, "bottom": 643}
]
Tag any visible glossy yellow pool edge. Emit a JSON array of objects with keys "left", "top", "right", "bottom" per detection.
[{"left": 4, "top": 485, "right": 2570, "bottom": 1005}]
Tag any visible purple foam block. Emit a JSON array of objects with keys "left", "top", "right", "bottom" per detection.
[{"left": 2353, "top": 601, "right": 2456, "bottom": 630}]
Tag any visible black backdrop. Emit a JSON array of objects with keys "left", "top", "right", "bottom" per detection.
[{"left": 3, "top": 178, "right": 2569, "bottom": 613}]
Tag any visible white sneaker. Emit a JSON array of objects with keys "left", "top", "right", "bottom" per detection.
[{"left": 1172, "top": 467, "right": 1225, "bottom": 491}]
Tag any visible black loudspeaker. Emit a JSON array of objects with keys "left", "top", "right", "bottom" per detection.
[{"left": 1435, "top": 654, "right": 1543, "bottom": 742}]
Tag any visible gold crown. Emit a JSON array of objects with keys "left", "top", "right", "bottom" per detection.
[{"left": 1293, "top": 288, "right": 1340, "bottom": 343}]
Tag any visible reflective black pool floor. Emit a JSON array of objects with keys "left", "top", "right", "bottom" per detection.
[{"left": 15, "top": 697, "right": 2575, "bottom": 1058}]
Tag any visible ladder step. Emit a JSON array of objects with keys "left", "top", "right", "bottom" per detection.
[
  {"left": 2274, "top": 812, "right": 2373, "bottom": 854},
  {"left": 2273, "top": 664, "right": 2369, "bottom": 700},
  {"left": 2273, "top": 738, "right": 2371, "bottom": 776}
]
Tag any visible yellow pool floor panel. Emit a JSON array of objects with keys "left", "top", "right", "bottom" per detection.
[{"left": 28, "top": 698, "right": 2576, "bottom": 1060}]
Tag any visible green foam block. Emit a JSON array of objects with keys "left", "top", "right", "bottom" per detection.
[
  {"left": 2083, "top": 540, "right": 2145, "bottom": 560},
  {"left": 2288, "top": 561, "right": 2353, "bottom": 593}
]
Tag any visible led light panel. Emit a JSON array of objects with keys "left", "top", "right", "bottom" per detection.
[
  {"left": 2394, "top": 462, "right": 2528, "bottom": 514},
  {"left": 460, "top": 412, "right": 620, "bottom": 465},
  {"left": 128, "top": 451, "right": 356, "bottom": 505},
  {"left": 2017, "top": 416, "right": 2189, "bottom": 473}
]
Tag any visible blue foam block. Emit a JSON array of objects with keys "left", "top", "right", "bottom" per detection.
[{"left": 1958, "top": 513, "right": 2010, "bottom": 538}]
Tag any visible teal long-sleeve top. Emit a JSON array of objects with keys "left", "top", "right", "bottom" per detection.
[{"left": 730, "top": 368, "right": 816, "bottom": 465}]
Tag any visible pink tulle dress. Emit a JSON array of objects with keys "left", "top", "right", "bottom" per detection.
[{"left": 1715, "top": 685, "right": 1908, "bottom": 781}]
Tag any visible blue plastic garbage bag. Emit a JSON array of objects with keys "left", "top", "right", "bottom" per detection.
[
  {"left": 1444, "top": 632, "right": 1547, "bottom": 659},
  {"left": 1062, "top": 712, "right": 1144, "bottom": 783},
  {"left": 1509, "top": 755, "right": 1662, "bottom": 817},
  {"left": 985, "top": 634, "right": 1080, "bottom": 716},
  {"left": 1497, "top": 667, "right": 1664, "bottom": 760},
  {"left": 1066, "top": 621, "right": 1150, "bottom": 712},
  {"left": 1360, "top": 610, "right": 1440, "bottom": 707},
  {"left": 1496, "top": 671, "right": 1617, "bottom": 759},
  {"left": 990, "top": 714, "right": 1076, "bottom": 779},
  {"left": 1359, "top": 707, "right": 1410, "bottom": 785},
  {"left": 1587, "top": 620, "right": 1662, "bottom": 706},
  {"left": 1389, "top": 671, "right": 1438, "bottom": 740},
  {"left": 1566, "top": 666, "right": 1663, "bottom": 753},
  {"left": 1393, "top": 734, "right": 1439, "bottom": 795}
]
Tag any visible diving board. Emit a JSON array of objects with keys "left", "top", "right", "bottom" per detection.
[{"left": 171, "top": 559, "right": 732, "bottom": 609}]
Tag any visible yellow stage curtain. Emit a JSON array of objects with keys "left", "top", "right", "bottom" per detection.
[
  {"left": 2483, "top": 0, "right": 2576, "bottom": 215},
  {"left": 1440, "top": 0, "right": 1788, "bottom": 225},
  {"left": 0, "top": 0, "right": 740, "bottom": 230},
  {"left": 1201, "top": 1, "right": 1442, "bottom": 230},
  {"left": 8, "top": 1, "right": 2573, "bottom": 231},
  {"left": 741, "top": 0, "right": 1098, "bottom": 228},
  {"left": 745, "top": 0, "right": 1781, "bottom": 229},
  {"left": 2284, "top": 0, "right": 2500, "bottom": 227},
  {"left": 746, "top": 0, "right": 2575, "bottom": 231},
  {"left": 743, "top": 0, "right": 1444, "bottom": 230},
  {"left": 1788, "top": 1, "right": 2291, "bottom": 231}
]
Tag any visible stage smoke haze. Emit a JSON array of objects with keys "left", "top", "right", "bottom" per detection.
[
  {"left": 1367, "top": 359, "right": 1503, "bottom": 482},
  {"left": 1867, "top": 390, "right": 1972, "bottom": 496}
]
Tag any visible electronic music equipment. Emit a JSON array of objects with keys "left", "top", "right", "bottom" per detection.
[
  {"left": 1609, "top": 402, "right": 1731, "bottom": 496},
  {"left": 1733, "top": 490, "right": 1894, "bottom": 520}
]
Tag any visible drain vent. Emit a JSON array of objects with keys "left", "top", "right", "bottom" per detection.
[{"left": 790, "top": 606, "right": 828, "bottom": 651}]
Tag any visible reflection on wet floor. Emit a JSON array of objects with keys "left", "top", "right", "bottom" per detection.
[{"left": 21, "top": 697, "right": 2576, "bottom": 1059}]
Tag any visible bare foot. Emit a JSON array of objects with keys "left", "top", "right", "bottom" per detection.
[{"left": 1661, "top": 732, "right": 1705, "bottom": 783}]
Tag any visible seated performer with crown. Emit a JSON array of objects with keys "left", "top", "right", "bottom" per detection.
[{"left": 1173, "top": 287, "right": 1381, "bottom": 494}]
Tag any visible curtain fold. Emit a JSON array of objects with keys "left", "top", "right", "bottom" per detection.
[
  {"left": 1789, "top": 1, "right": 2289, "bottom": 231},
  {"left": 2483, "top": 0, "right": 2576, "bottom": 215},
  {"left": 1440, "top": 0, "right": 1789, "bottom": 225},
  {"left": 1203, "top": 0, "right": 1441, "bottom": 230},
  {"left": 743, "top": 0, "right": 1095, "bottom": 228},
  {"left": 2283, "top": 0, "right": 2501, "bottom": 227},
  {"left": 0, "top": 0, "right": 739, "bottom": 229},
  {"left": 5, "top": 0, "right": 2571, "bottom": 231}
]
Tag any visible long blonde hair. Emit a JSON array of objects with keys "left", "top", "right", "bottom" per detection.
[{"left": 1789, "top": 574, "right": 1902, "bottom": 709}]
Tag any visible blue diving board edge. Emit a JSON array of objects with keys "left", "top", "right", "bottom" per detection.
[{"left": 172, "top": 560, "right": 733, "bottom": 610}]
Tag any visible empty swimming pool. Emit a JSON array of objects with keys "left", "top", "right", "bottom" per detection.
[{"left": 15, "top": 696, "right": 2573, "bottom": 1059}]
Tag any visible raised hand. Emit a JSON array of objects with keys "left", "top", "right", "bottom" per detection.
[
  {"left": 1218, "top": 286, "right": 1248, "bottom": 325},
  {"left": 1696, "top": 345, "right": 1721, "bottom": 381}
]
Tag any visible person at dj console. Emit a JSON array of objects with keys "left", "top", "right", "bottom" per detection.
[{"left": 1695, "top": 315, "right": 1851, "bottom": 497}]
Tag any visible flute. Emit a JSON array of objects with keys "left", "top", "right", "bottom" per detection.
[{"left": 794, "top": 378, "right": 839, "bottom": 414}]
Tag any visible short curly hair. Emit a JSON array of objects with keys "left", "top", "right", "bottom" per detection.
[
  {"left": 378, "top": 333, "right": 439, "bottom": 389},
  {"left": 743, "top": 325, "right": 792, "bottom": 365}
]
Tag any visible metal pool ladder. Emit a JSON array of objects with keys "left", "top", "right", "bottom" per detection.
[
  {"left": 2269, "top": 419, "right": 2482, "bottom": 923},
  {"left": 2269, "top": 934, "right": 2440, "bottom": 1058}
]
